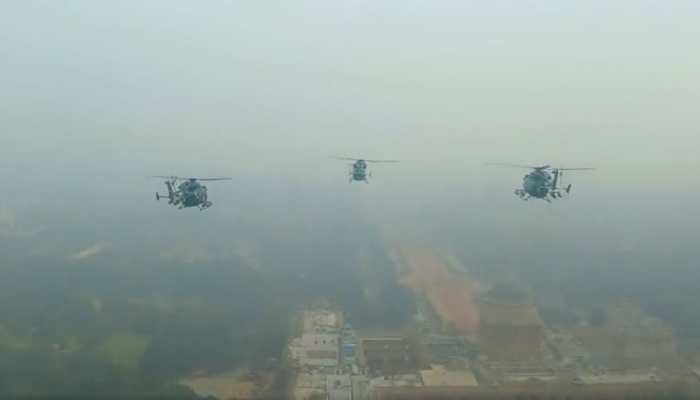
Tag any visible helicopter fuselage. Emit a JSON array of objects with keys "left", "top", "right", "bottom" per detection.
[
  {"left": 154, "top": 176, "right": 230, "bottom": 210},
  {"left": 177, "top": 180, "right": 209, "bottom": 208},
  {"left": 158, "top": 179, "right": 212, "bottom": 209},
  {"left": 514, "top": 167, "right": 573, "bottom": 201},
  {"left": 350, "top": 160, "right": 368, "bottom": 182},
  {"left": 522, "top": 170, "right": 552, "bottom": 198}
]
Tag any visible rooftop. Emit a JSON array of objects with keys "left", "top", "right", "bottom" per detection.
[
  {"left": 296, "top": 373, "right": 326, "bottom": 389},
  {"left": 576, "top": 371, "right": 660, "bottom": 385},
  {"left": 370, "top": 375, "right": 422, "bottom": 388},
  {"left": 419, "top": 365, "right": 478, "bottom": 387},
  {"left": 303, "top": 309, "right": 340, "bottom": 332}
]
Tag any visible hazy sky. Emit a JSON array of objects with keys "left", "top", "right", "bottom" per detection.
[
  {"left": 1, "top": 2, "right": 699, "bottom": 316},
  {"left": 2, "top": 1, "right": 698, "bottom": 184}
]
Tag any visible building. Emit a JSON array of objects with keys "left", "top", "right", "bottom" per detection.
[
  {"left": 294, "top": 373, "right": 326, "bottom": 400},
  {"left": 373, "top": 380, "right": 690, "bottom": 400},
  {"left": 303, "top": 309, "right": 340, "bottom": 333},
  {"left": 296, "top": 332, "right": 339, "bottom": 368},
  {"left": 351, "top": 376, "right": 371, "bottom": 400},
  {"left": 326, "top": 374, "right": 352, "bottom": 400},
  {"left": 341, "top": 325, "right": 358, "bottom": 363},
  {"left": 342, "top": 341, "right": 357, "bottom": 361},
  {"left": 478, "top": 300, "right": 544, "bottom": 361},
  {"left": 359, "top": 337, "right": 416, "bottom": 377},
  {"left": 289, "top": 308, "right": 342, "bottom": 370},
  {"left": 370, "top": 374, "right": 422, "bottom": 388},
  {"left": 419, "top": 364, "right": 478, "bottom": 387},
  {"left": 291, "top": 308, "right": 357, "bottom": 399},
  {"left": 574, "top": 369, "right": 660, "bottom": 385},
  {"left": 574, "top": 304, "right": 680, "bottom": 369},
  {"left": 474, "top": 358, "right": 557, "bottom": 386},
  {"left": 422, "top": 334, "right": 474, "bottom": 364}
]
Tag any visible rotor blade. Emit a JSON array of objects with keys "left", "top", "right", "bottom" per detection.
[
  {"left": 485, "top": 163, "right": 549, "bottom": 169},
  {"left": 557, "top": 168, "right": 595, "bottom": 171},
  {"left": 365, "top": 159, "right": 400, "bottom": 163},
  {"left": 151, "top": 176, "right": 232, "bottom": 181},
  {"left": 334, "top": 157, "right": 359, "bottom": 161}
]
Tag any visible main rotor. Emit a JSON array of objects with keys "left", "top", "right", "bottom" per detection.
[
  {"left": 485, "top": 163, "right": 594, "bottom": 171},
  {"left": 334, "top": 157, "right": 399, "bottom": 163},
  {"left": 151, "top": 176, "right": 232, "bottom": 182}
]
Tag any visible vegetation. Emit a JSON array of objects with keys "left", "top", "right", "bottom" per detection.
[{"left": 0, "top": 215, "right": 413, "bottom": 398}]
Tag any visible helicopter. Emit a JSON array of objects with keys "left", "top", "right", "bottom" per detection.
[
  {"left": 488, "top": 164, "right": 594, "bottom": 202},
  {"left": 335, "top": 157, "right": 399, "bottom": 183},
  {"left": 152, "top": 176, "right": 231, "bottom": 210}
]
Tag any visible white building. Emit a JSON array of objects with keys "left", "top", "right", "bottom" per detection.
[
  {"left": 303, "top": 309, "right": 340, "bottom": 333},
  {"left": 302, "top": 333, "right": 339, "bottom": 349},
  {"left": 290, "top": 333, "right": 340, "bottom": 369}
]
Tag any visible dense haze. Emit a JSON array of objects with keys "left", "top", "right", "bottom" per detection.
[{"left": 1, "top": 1, "right": 700, "bottom": 398}]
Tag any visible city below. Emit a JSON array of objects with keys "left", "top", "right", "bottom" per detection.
[{"left": 185, "top": 248, "right": 700, "bottom": 400}]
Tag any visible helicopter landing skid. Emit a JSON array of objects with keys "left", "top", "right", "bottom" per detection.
[
  {"left": 514, "top": 189, "right": 530, "bottom": 201},
  {"left": 549, "top": 190, "right": 566, "bottom": 200}
]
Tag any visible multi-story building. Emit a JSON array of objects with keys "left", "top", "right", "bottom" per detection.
[
  {"left": 289, "top": 308, "right": 342, "bottom": 371},
  {"left": 289, "top": 332, "right": 339, "bottom": 369}
]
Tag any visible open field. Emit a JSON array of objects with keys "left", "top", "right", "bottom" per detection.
[{"left": 397, "top": 247, "right": 479, "bottom": 335}]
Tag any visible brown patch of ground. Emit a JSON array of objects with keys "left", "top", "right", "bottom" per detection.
[{"left": 397, "top": 247, "right": 479, "bottom": 334}]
